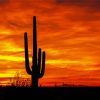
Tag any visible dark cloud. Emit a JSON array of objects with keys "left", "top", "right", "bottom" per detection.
[
  {"left": 55, "top": 0, "right": 100, "bottom": 5},
  {"left": 55, "top": 0, "right": 100, "bottom": 11},
  {"left": 8, "top": 22, "right": 23, "bottom": 28},
  {"left": 0, "top": 0, "right": 9, "bottom": 5},
  {"left": 55, "top": 0, "right": 85, "bottom": 4}
]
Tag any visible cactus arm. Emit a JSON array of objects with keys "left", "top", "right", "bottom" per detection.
[
  {"left": 38, "top": 48, "right": 41, "bottom": 73},
  {"left": 24, "top": 32, "right": 32, "bottom": 75},
  {"left": 39, "top": 51, "right": 46, "bottom": 78}
]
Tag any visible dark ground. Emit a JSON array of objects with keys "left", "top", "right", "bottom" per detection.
[{"left": 0, "top": 86, "right": 100, "bottom": 100}]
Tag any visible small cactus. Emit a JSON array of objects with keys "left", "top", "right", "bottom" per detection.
[{"left": 24, "top": 16, "right": 46, "bottom": 89}]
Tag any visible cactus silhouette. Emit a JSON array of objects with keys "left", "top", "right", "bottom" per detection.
[{"left": 24, "top": 16, "right": 46, "bottom": 89}]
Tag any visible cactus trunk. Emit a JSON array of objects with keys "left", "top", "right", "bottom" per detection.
[
  {"left": 32, "top": 16, "right": 38, "bottom": 88},
  {"left": 24, "top": 16, "right": 46, "bottom": 89}
]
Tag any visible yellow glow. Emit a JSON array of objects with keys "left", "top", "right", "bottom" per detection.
[
  {"left": 2, "top": 42, "right": 24, "bottom": 52},
  {"left": 0, "top": 30, "right": 12, "bottom": 35},
  {"left": 46, "top": 49, "right": 61, "bottom": 55},
  {"left": 0, "top": 71, "right": 15, "bottom": 78},
  {"left": 46, "top": 59, "right": 80, "bottom": 65},
  {"left": 84, "top": 67, "right": 100, "bottom": 71},
  {"left": 46, "top": 59, "right": 93, "bottom": 65},
  {"left": 0, "top": 55, "right": 24, "bottom": 62}
]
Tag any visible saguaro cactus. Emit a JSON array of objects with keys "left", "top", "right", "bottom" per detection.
[{"left": 24, "top": 16, "right": 46, "bottom": 88}]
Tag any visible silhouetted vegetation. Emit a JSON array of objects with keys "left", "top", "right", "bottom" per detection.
[
  {"left": 11, "top": 75, "right": 31, "bottom": 87},
  {"left": 24, "top": 16, "right": 46, "bottom": 89}
]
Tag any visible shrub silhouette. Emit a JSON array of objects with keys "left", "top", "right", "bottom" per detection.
[
  {"left": 9, "top": 72, "right": 31, "bottom": 87},
  {"left": 24, "top": 16, "right": 46, "bottom": 89}
]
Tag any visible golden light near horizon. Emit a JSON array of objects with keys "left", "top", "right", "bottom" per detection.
[
  {"left": 0, "top": 30, "right": 12, "bottom": 35},
  {"left": 0, "top": 0, "right": 100, "bottom": 86}
]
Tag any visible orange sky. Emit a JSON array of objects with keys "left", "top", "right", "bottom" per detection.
[{"left": 0, "top": 0, "right": 100, "bottom": 86}]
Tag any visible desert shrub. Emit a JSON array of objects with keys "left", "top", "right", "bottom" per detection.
[{"left": 10, "top": 72, "right": 31, "bottom": 87}]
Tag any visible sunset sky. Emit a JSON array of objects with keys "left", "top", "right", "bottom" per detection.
[{"left": 0, "top": 0, "right": 100, "bottom": 86}]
